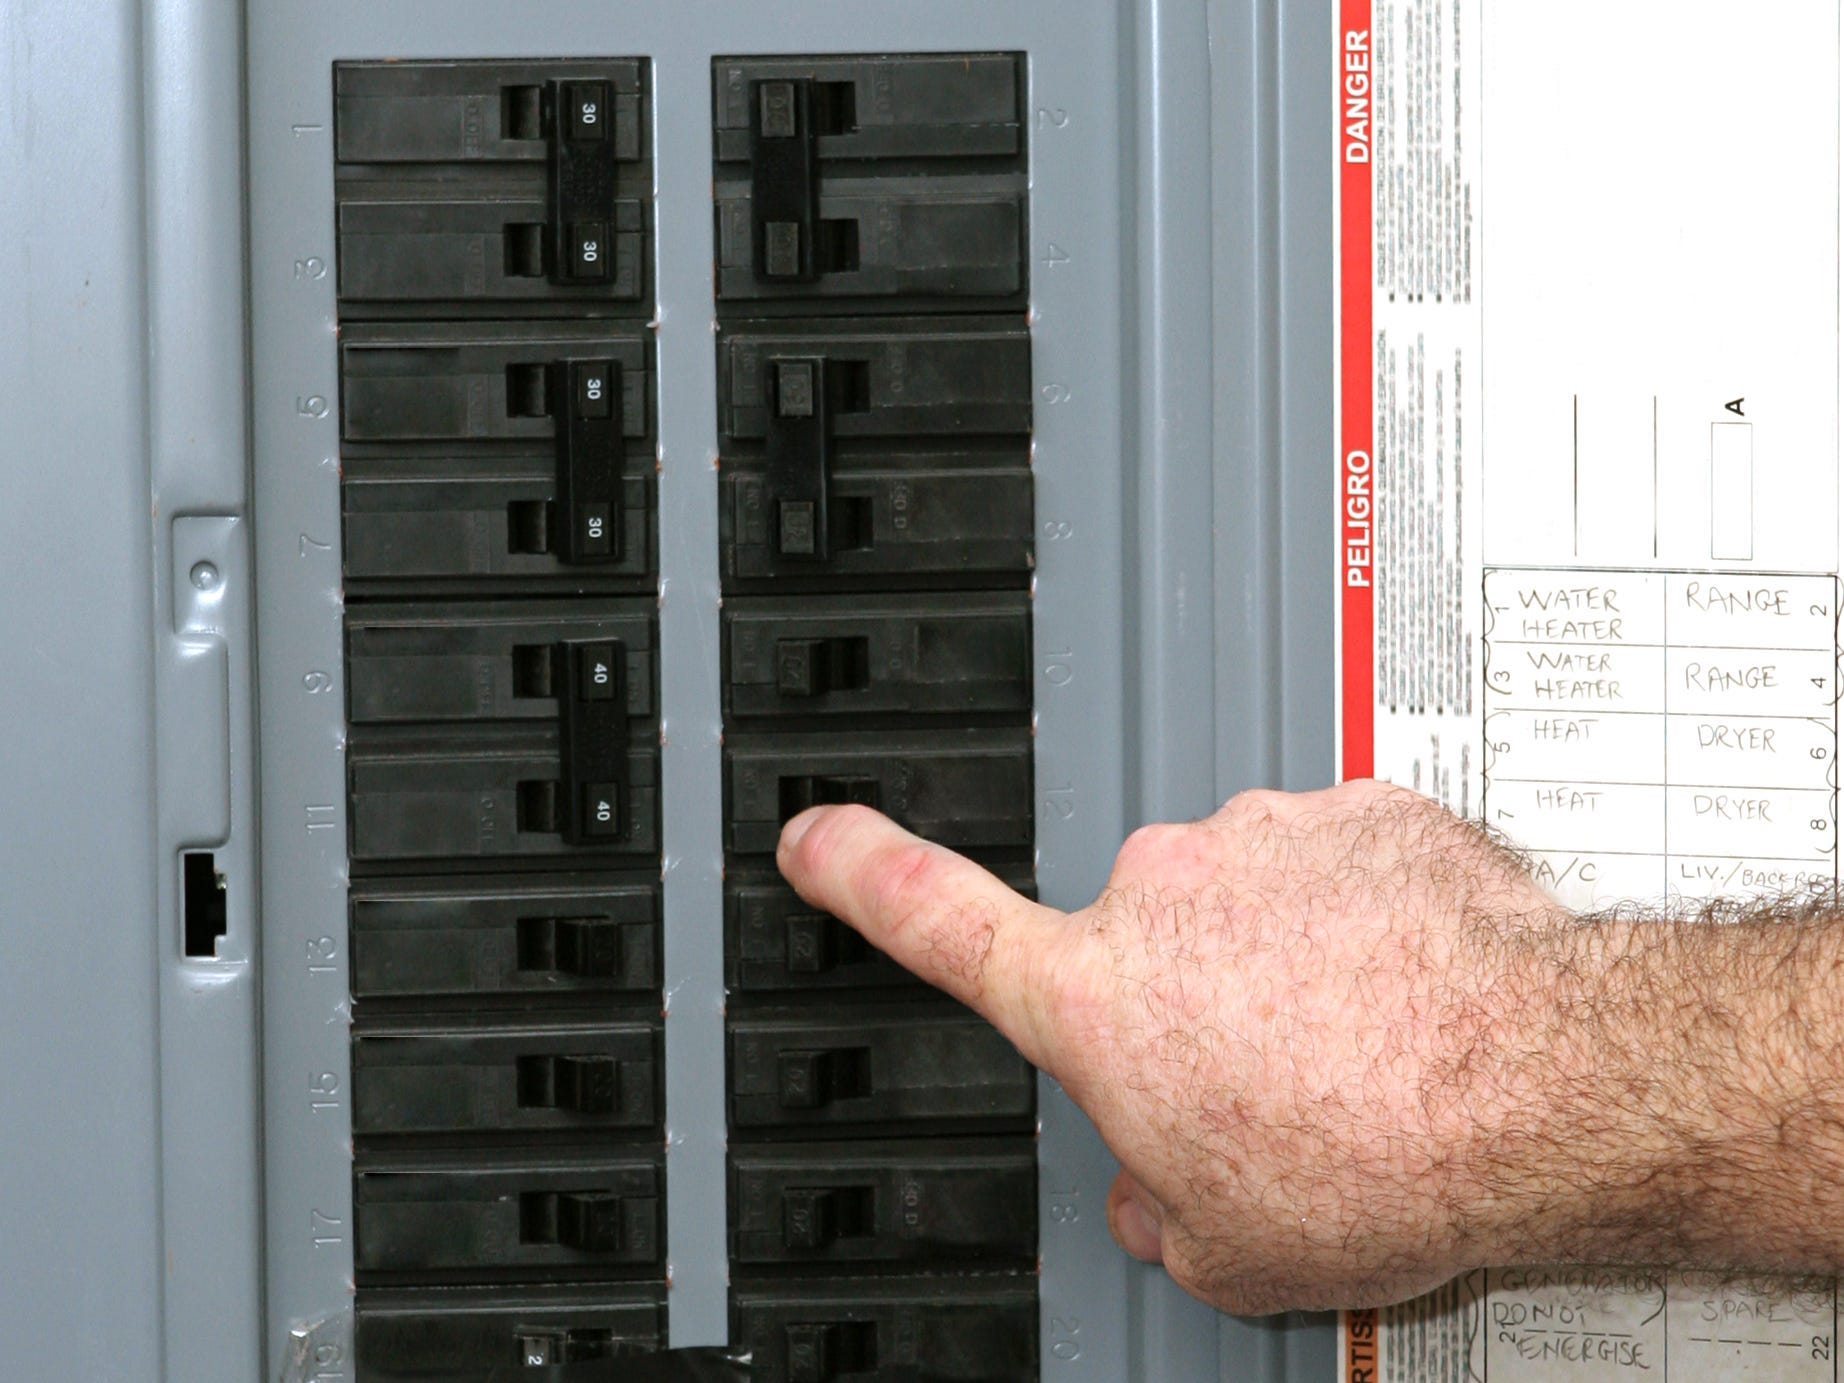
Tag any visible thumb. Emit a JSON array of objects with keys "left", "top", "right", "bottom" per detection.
[{"left": 777, "top": 805, "right": 1076, "bottom": 1073}]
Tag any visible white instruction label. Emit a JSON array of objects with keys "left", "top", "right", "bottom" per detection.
[{"left": 1334, "top": 1, "right": 1844, "bottom": 1378}]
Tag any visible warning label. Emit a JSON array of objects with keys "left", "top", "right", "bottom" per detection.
[{"left": 1334, "top": 0, "right": 1844, "bottom": 1377}]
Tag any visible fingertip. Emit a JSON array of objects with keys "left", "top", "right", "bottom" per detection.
[
  {"left": 1107, "top": 1172, "right": 1166, "bottom": 1263},
  {"left": 777, "top": 805, "right": 828, "bottom": 863},
  {"left": 775, "top": 803, "right": 900, "bottom": 900}
]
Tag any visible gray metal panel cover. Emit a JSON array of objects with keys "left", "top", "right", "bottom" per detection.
[{"left": 0, "top": 1, "right": 165, "bottom": 1379}]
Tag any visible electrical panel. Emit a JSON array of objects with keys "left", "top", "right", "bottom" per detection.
[
  {"left": 3, "top": 3, "right": 1340, "bottom": 1381},
  {"left": 325, "top": 49, "right": 1046, "bottom": 1380}
]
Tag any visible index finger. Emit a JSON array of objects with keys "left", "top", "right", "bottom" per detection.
[{"left": 777, "top": 804, "right": 1076, "bottom": 1073}]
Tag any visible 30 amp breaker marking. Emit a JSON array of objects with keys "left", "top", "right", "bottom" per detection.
[
  {"left": 336, "top": 61, "right": 650, "bottom": 309},
  {"left": 342, "top": 329, "right": 653, "bottom": 444},
  {"left": 713, "top": 54, "right": 1025, "bottom": 307},
  {"left": 356, "top": 1287, "right": 667, "bottom": 1380},
  {"left": 354, "top": 1150, "right": 663, "bottom": 1277},
  {"left": 343, "top": 471, "right": 657, "bottom": 595},
  {"left": 340, "top": 322, "right": 656, "bottom": 593}
]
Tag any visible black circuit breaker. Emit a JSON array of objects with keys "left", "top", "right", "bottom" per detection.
[
  {"left": 717, "top": 318, "right": 1034, "bottom": 586},
  {"left": 334, "top": 60, "right": 667, "bottom": 1381},
  {"left": 336, "top": 62, "right": 651, "bottom": 309},
  {"left": 340, "top": 321, "right": 658, "bottom": 596},
  {"left": 723, "top": 864, "right": 1037, "bottom": 995},
  {"left": 357, "top": 1287, "right": 666, "bottom": 1374},
  {"left": 712, "top": 54, "right": 1028, "bottom": 308},
  {"left": 714, "top": 52, "right": 1040, "bottom": 1383},
  {"left": 733, "top": 1280, "right": 1039, "bottom": 1383}
]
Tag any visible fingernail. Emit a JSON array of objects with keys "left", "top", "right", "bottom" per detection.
[
  {"left": 1113, "top": 1197, "right": 1164, "bottom": 1262},
  {"left": 780, "top": 807, "right": 824, "bottom": 854}
]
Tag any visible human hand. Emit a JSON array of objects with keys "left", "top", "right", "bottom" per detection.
[{"left": 776, "top": 780, "right": 1582, "bottom": 1314}]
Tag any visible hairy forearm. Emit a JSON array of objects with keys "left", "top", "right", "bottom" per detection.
[{"left": 1485, "top": 899, "right": 1844, "bottom": 1274}]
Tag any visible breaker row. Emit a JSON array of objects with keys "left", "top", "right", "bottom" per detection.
[
  {"left": 335, "top": 57, "right": 668, "bottom": 1383},
  {"left": 706, "top": 50, "right": 1041, "bottom": 1383},
  {"left": 333, "top": 55, "right": 1027, "bottom": 318},
  {"left": 357, "top": 1279, "right": 1036, "bottom": 1380},
  {"left": 337, "top": 317, "right": 1033, "bottom": 600}
]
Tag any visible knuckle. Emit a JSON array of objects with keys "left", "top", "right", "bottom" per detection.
[
  {"left": 1115, "top": 822, "right": 1193, "bottom": 873},
  {"left": 1345, "top": 777, "right": 1422, "bottom": 810},
  {"left": 1218, "top": 789, "right": 1284, "bottom": 829}
]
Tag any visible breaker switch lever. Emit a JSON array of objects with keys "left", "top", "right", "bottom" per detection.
[
  {"left": 547, "top": 80, "right": 636, "bottom": 286},
  {"left": 777, "top": 774, "right": 879, "bottom": 820},
  {"left": 749, "top": 79, "right": 822, "bottom": 282},
  {"left": 785, "top": 1322, "right": 877, "bottom": 1383},
  {"left": 518, "top": 1054, "right": 622, "bottom": 1115},
  {"left": 555, "top": 917, "right": 623, "bottom": 978},
  {"left": 763, "top": 357, "right": 835, "bottom": 561},
  {"left": 784, "top": 912, "right": 869, "bottom": 976},
  {"left": 774, "top": 636, "right": 869, "bottom": 698},
  {"left": 776, "top": 1047, "right": 872, "bottom": 1111},
  {"left": 519, "top": 1190, "right": 635, "bottom": 1253},
  {"left": 516, "top": 1328, "right": 616, "bottom": 1367},
  {"left": 552, "top": 360, "right": 624, "bottom": 565},
  {"left": 780, "top": 1185, "right": 873, "bottom": 1249},
  {"left": 556, "top": 639, "right": 630, "bottom": 846}
]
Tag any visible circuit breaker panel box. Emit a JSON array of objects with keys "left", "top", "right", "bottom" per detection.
[
  {"left": 1, "top": 1, "right": 1340, "bottom": 1380},
  {"left": 330, "top": 53, "right": 1045, "bottom": 1380}
]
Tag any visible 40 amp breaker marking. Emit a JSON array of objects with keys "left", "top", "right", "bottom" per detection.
[
  {"left": 346, "top": 604, "right": 657, "bottom": 726},
  {"left": 713, "top": 54, "right": 1025, "bottom": 307},
  {"left": 336, "top": 61, "right": 650, "bottom": 309},
  {"left": 348, "top": 726, "right": 659, "bottom": 862}
]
